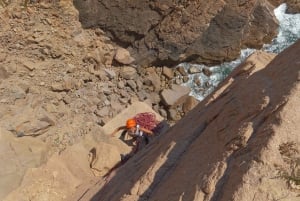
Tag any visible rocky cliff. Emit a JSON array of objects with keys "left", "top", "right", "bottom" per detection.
[
  {"left": 0, "top": 1, "right": 299, "bottom": 201},
  {"left": 0, "top": 1, "right": 195, "bottom": 199},
  {"left": 74, "top": 0, "right": 279, "bottom": 66},
  {"left": 76, "top": 40, "right": 300, "bottom": 201}
]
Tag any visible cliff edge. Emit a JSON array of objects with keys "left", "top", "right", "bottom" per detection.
[{"left": 78, "top": 40, "right": 300, "bottom": 201}]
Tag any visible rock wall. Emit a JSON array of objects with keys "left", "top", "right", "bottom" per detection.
[
  {"left": 0, "top": 1, "right": 299, "bottom": 200},
  {"left": 77, "top": 40, "right": 300, "bottom": 201},
  {"left": 74, "top": 0, "right": 279, "bottom": 67}
]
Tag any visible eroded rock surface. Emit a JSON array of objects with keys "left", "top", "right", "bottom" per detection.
[
  {"left": 74, "top": 0, "right": 279, "bottom": 66},
  {"left": 0, "top": 1, "right": 299, "bottom": 201},
  {"left": 77, "top": 40, "right": 300, "bottom": 201},
  {"left": 0, "top": 1, "right": 196, "bottom": 200}
]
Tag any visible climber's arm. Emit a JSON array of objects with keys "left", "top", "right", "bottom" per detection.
[{"left": 110, "top": 126, "right": 127, "bottom": 137}]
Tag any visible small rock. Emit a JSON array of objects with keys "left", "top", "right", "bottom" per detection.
[
  {"left": 175, "top": 77, "right": 182, "bottom": 85},
  {"left": 188, "top": 65, "right": 201, "bottom": 74},
  {"left": 194, "top": 76, "right": 201, "bottom": 86},
  {"left": 0, "top": 67, "right": 9, "bottom": 80},
  {"left": 162, "top": 67, "right": 174, "bottom": 79},
  {"left": 183, "top": 76, "right": 189, "bottom": 83},
  {"left": 160, "top": 84, "right": 191, "bottom": 108},
  {"left": 119, "top": 97, "right": 128, "bottom": 104},
  {"left": 159, "top": 108, "right": 168, "bottom": 118},
  {"left": 66, "top": 64, "right": 76, "bottom": 73},
  {"left": 144, "top": 69, "right": 161, "bottom": 92},
  {"left": 22, "top": 60, "right": 36, "bottom": 71},
  {"left": 202, "top": 67, "right": 212, "bottom": 77},
  {"left": 167, "top": 108, "right": 178, "bottom": 121},
  {"left": 51, "top": 83, "right": 65, "bottom": 92},
  {"left": 182, "top": 96, "right": 199, "bottom": 113},
  {"left": 102, "top": 86, "right": 112, "bottom": 95},
  {"left": 63, "top": 95, "right": 72, "bottom": 104},
  {"left": 126, "top": 80, "right": 137, "bottom": 91},
  {"left": 10, "top": 85, "right": 26, "bottom": 100},
  {"left": 117, "top": 80, "right": 125, "bottom": 89},
  {"left": 136, "top": 79, "right": 143, "bottom": 91},
  {"left": 95, "top": 107, "right": 110, "bottom": 117},
  {"left": 104, "top": 68, "right": 116, "bottom": 79},
  {"left": 114, "top": 47, "right": 135, "bottom": 65},
  {"left": 39, "top": 2, "right": 51, "bottom": 9},
  {"left": 119, "top": 89, "right": 128, "bottom": 98},
  {"left": 0, "top": 52, "right": 7, "bottom": 62},
  {"left": 137, "top": 91, "right": 147, "bottom": 101},
  {"left": 177, "top": 66, "right": 188, "bottom": 76},
  {"left": 120, "top": 67, "right": 137, "bottom": 80}
]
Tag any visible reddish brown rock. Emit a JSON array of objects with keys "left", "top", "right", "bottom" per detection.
[
  {"left": 74, "top": 0, "right": 279, "bottom": 66},
  {"left": 76, "top": 40, "right": 300, "bottom": 201},
  {"left": 286, "top": 0, "right": 300, "bottom": 13},
  {"left": 114, "top": 47, "right": 135, "bottom": 65},
  {"left": 268, "top": 0, "right": 300, "bottom": 13}
]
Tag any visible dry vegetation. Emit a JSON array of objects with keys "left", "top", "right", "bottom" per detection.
[{"left": 277, "top": 141, "right": 300, "bottom": 190}]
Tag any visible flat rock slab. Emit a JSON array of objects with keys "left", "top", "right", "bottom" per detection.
[{"left": 0, "top": 128, "right": 48, "bottom": 200}]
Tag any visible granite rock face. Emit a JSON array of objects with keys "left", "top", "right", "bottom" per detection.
[{"left": 74, "top": 0, "right": 279, "bottom": 66}]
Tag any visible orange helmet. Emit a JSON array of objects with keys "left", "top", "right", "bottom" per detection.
[{"left": 126, "top": 118, "right": 136, "bottom": 129}]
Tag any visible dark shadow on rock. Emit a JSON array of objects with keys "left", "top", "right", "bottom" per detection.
[{"left": 89, "top": 40, "right": 300, "bottom": 201}]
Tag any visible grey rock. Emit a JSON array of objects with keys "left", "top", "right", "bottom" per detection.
[
  {"left": 126, "top": 80, "right": 137, "bottom": 91},
  {"left": 104, "top": 68, "right": 116, "bottom": 79},
  {"left": 160, "top": 84, "right": 191, "bottom": 108},
  {"left": 120, "top": 67, "right": 137, "bottom": 80},
  {"left": 188, "top": 66, "right": 201, "bottom": 74},
  {"left": 117, "top": 80, "right": 125, "bottom": 89}
]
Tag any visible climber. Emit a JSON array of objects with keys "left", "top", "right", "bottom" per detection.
[{"left": 110, "top": 118, "right": 154, "bottom": 160}]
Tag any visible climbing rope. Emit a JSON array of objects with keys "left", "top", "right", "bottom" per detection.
[{"left": 133, "top": 112, "right": 159, "bottom": 131}]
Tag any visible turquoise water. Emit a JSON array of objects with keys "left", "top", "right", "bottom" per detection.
[{"left": 182, "top": 4, "right": 300, "bottom": 101}]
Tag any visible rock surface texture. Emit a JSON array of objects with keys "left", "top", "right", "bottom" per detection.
[
  {"left": 0, "top": 1, "right": 299, "bottom": 201},
  {"left": 0, "top": 1, "right": 196, "bottom": 200},
  {"left": 74, "top": 0, "right": 279, "bottom": 66},
  {"left": 76, "top": 40, "right": 300, "bottom": 201}
]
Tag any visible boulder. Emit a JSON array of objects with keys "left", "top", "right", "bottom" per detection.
[
  {"left": 0, "top": 129, "right": 48, "bottom": 200},
  {"left": 144, "top": 67, "right": 161, "bottom": 92},
  {"left": 162, "top": 67, "right": 174, "bottom": 79},
  {"left": 182, "top": 96, "right": 200, "bottom": 114},
  {"left": 160, "top": 84, "right": 191, "bottom": 108}
]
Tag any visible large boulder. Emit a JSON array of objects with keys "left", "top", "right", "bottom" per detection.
[
  {"left": 0, "top": 129, "right": 49, "bottom": 200},
  {"left": 74, "top": 0, "right": 278, "bottom": 67},
  {"left": 160, "top": 84, "right": 191, "bottom": 108}
]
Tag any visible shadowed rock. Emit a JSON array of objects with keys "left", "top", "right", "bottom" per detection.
[
  {"left": 74, "top": 0, "right": 279, "bottom": 67},
  {"left": 77, "top": 40, "right": 300, "bottom": 201}
]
